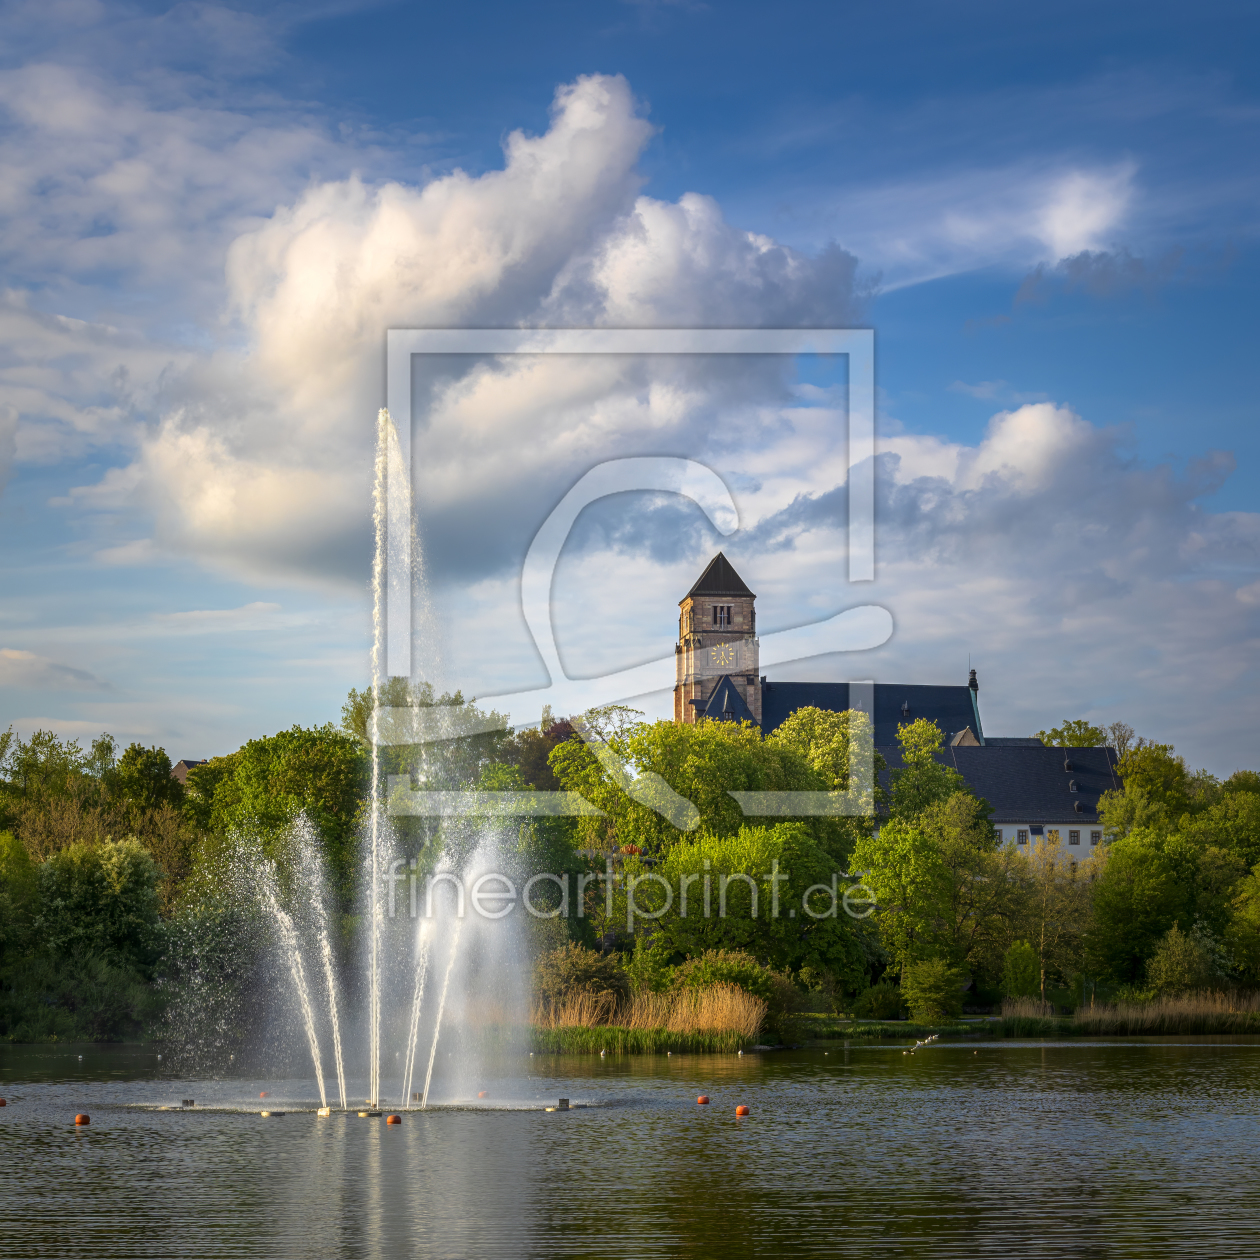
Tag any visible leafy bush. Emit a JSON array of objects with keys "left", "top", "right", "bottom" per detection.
[
  {"left": 900, "top": 959, "right": 965, "bottom": 1021},
  {"left": 37, "top": 839, "right": 162, "bottom": 974},
  {"left": 852, "top": 981, "right": 904, "bottom": 1020},
  {"left": 534, "top": 943, "right": 630, "bottom": 1013},
  {"left": 1001, "top": 940, "right": 1039, "bottom": 998},
  {"left": 1146, "top": 922, "right": 1223, "bottom": 995},
  {"left": 670, "top": 948, "right": 798, "bottom": 1019},
  {"left": 0, "top": 952, "right": 159, "bottom": 1041}
]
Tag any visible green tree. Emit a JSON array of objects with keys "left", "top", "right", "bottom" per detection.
[
  {"left": 0, "top": 830, "right": 38, "bottom": 958},
  {"left": 888, "top": 719, "right": 968, "bottom": 819},
  {"left": 1034, "top": 719, "right": 1107, "bottom": 747},
  {"left": 612, "top": 824, "right": 870, "bottom": 990},
  {"left": 1016, "top": 835, "right": 1099, "bottom": 1000},
  {"left": 189, "top": 725, "right": 369, "bottom": 905},
  {"left": 1001, "top": 940, "right": 1039, "bottom": 998},
  {"left": 549, "top": 716, "right": 857, "bottom": 858},
  {"left": 901, "top": 958, "right": 964, "bottom": 1021},
  {"left": 113, "top": 743, "right": 184, "bottom": 812},
  {"left": 36, "top": 839, "right": 163, "bottom": 973},
  {"left": 851, "top": 788, "right": 1014, "bottom": 979},
  {"left": 1145, "top": 922, "right": 1218, "bottom": 994},
  {"left": 1085, "top": 830, "right": 1196, "bottom": 981}
]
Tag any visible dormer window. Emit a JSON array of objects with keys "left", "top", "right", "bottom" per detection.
[{"left": 713, "top": 605, "right": 732, "bottom": 627}]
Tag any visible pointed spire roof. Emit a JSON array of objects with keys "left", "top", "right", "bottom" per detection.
[{"left": 685, "top": 551, "right": 755, "bottom": 600}]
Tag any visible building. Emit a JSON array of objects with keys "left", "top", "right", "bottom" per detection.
[
  {"left": 877, "top": 741, "right": 1118, "bottom": 849},
  {"left": 674, "top": 551, "right": 983, "bottom": 743},
  {"left": 672, "top": 552, "right": 1120, "bottom": 846},
  {"left": 170, "top": 759, "right": 206, "bottom": 785}
]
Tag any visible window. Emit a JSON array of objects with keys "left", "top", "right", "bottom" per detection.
[
  {"left": 1090, "top": 830, "right": 1102, "bottom": 846},
  {"left": 993, "top": 828, "right": 1003, "bottom": 843},
  {"left": 1047, "top": 828, "right": 1060, "bottom": 844},
  {"left": 712, "top": 605, "right": 731, "bottom": 627},
  {"left": 1017, "top": 829, "right": 1028, "bottom": 845},
  {"left": 1069, "top": 830, "right": 1081, "bottom": 845}
]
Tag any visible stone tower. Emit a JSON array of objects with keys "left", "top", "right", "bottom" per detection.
[{"left": 674, "top": 552, "right": 761, "bottom": 725}]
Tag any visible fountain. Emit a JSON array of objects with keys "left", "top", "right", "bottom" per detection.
[{"left": 240, "top": 408, "right": 528, "bottom": 1110}]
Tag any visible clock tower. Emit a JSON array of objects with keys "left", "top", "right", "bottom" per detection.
[{"left": 674, "top": 552, "right": 761, "bottom": 725}]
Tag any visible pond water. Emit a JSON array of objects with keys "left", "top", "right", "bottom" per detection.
[{"left": 3, "top": 1039, "right": 1260, "bottom": 1258}]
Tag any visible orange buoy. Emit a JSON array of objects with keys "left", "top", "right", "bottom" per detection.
[
  {"left": 697, "top": 1095, "right": 710, "bottom": 1105},
  {"left": 75, "top": 1114, "right": 90, "bottom": 1125},
  {"left": 259, "top": 1092, "right": 268, "bottom": 1098},
  {"left": 477, "top": 1091, "right": 488, "bottom": 1098},
  {"left": 0, "top": 1098, "right": 6, "bottom": 1106},
  {"left": 735, "top": 1105, "right": 750, "bottom": 1117},
  {"left": 385, "top": 1114, "right": 401, "bottom": 1124}
]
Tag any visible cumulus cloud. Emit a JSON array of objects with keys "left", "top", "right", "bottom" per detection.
[
  {"left": 66, "top": 73, "right": 862, "bottom": 586},
  {"left": 0, "top": 648, "right": 109, "bottom": 690}
]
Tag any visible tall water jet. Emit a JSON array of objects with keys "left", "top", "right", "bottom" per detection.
[
  {"left": 367, "top": 408, "right": 391, "bottom": 1107},
  {"left": 420, "top": 919, "right": 464, "bottom": 1110},
  {"left": 260, "top": 878, "right": 328, "bottom": 1109},
  {"left": 297, "top": 826, "right": 347, "bottom": 1111},
  {"left": 398, "top": 922, "right": 432, "bottom": 1106}
]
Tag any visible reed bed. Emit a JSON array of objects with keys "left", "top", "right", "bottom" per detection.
[
  {"left": 530, "top": 982, "right": 766, "bottom": 1053},
  {"left": 1074, "top": 990, "right": 1260, "bottom": 1035}
]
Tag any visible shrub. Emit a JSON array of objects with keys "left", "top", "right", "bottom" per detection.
[
  {"left": 1146, "top": 922, "right": 1218, "bottom": 995},
  {"left": 1001, "top": 940, "right": 1039, "bottom": 998},
  {"left": 37, "top": 839, "right": 162, "bottom": 973},
  {"left": 534, "top": 943, "right": 630, "bottom": 1013},
  {"left": 852, "top": 981, "right": 904, "bottom": 1020},
  {"left": 901, "top": 959, "right": 965, "bottom": 1021}
]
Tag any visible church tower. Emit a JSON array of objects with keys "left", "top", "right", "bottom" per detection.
[{"left": 674, "top": 552, "right": 761, "bottom": 726}]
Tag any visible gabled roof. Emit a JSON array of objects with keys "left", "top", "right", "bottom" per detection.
[
  {"left": 761, "top": 681, "right": 981, "bottom": 747},
  {"left": 684, "top": 552, "right": 755, "bottom": 600},
  {"left": 876, "top": 744, "right": 1120, "bottom": 823},
  {"left": 700, "top": 675, "right": 758, "bottom": 723}
]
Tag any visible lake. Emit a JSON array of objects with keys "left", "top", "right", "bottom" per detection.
[{"left": 3, "top": 1039, "right": 1260, "bottom": 1258}]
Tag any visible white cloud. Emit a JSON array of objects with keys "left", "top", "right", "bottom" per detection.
[
  {"left": 65, "top": 73, "right": 861, "bottom": 588},
  {"left": 0, "top": 647, "right": 109, "bottom": 690},
  {"left": 823, "top": 161, "right": 1136, "bottom": 288}
]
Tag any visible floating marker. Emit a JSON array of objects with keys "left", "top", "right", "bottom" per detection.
[
  {"left": 697, "top": 1095, "right": 710, "bottom": 1105},
  {"left": 735, "top": 1105, "right": 750, "bottom": 1117},
  {"left": 386, "top": 1114, "right": 401, "bottom": 1124},
  {"left": 0, "top": 1098, "right": 7, "bottom": 1106},
  {"left": 477, "top": 1091, "right": 488, "bottom": 1098},
  {"left": 317, "top": 1107, "right": 331, "bottom": 1116},
  {"left": 259, "top": 1092, "right": 268, "bottom": 1098},
  {"left": 75, "top": 1114, "right": 90, "bottom": 1125}
]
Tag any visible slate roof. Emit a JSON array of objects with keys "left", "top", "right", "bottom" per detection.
[
  {"left": 170, "top": 759, "right": 206, "bottom": 785},
  {"left": 761, "top": 681, "right": 983, "bottom": 747},
  {"left": 700, "top": 675, "right": 758, "bottom": 723},
  {"left": 877, "top": 744, "right": 1120, "bottom": 823},
  {"left": 684, "top": 552, "right": 755, "bottom": 600}
]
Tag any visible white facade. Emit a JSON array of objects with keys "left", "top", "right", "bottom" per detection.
[{"left": 994, "top": 824, "right": 1104, "bottom": 852}]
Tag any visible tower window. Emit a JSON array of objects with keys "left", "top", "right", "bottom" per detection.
[{"left": 713, "top": 605, "right": 731, "bottom": 627}]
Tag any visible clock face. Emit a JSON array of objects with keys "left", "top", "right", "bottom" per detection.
[{"left": 710, "top": 643, "right": 737, "bottom": 669}]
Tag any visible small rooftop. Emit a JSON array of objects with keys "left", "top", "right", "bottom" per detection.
[{"left": 684, "top": 552, "right": 755, "bottom": 601}]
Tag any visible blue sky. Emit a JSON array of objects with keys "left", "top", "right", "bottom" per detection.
[{"left": 0, "top": 0, "right": 1257, "bottom": 772}]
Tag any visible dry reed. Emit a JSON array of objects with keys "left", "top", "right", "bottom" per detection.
[
  {"left": 1075, "top": 990, "right": 1260, "bottom": 1035},
  {"left": 532, "top": 983, "right": 766, "bottom": 1039},
  {"left": 1000, "top": 997, "right": 1056, "bottom": 1019}
]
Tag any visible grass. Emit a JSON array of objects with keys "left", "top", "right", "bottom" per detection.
[{"left": 529, "top": 982, "right": 766, "bottom": 1054}]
